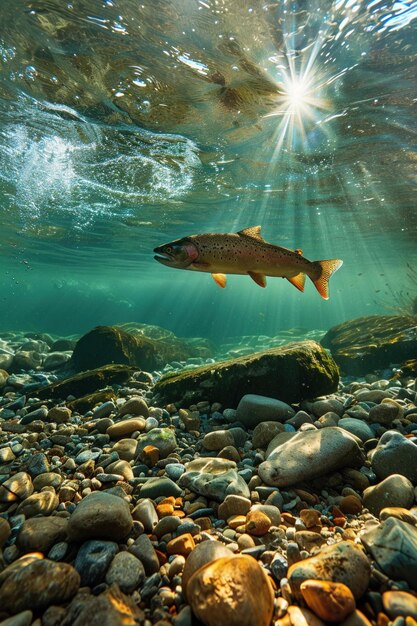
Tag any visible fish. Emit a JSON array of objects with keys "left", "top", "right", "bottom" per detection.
[{"left": 153, "top": 225, "right": 343, "bottom": 299}]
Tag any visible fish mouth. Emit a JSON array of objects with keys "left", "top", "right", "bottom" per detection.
[{"left": 153, "top": 248, "right": 175, "bottom": 266}]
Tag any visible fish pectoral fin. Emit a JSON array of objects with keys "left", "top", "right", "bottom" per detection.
[
  {"left": 212, "top": 273, "right": 227, "bottom": 288},
  {"left": 237, "top": 226, "right": 263, "bottom": 240},
  {"left": 286, "top": 273, "right": 306, "bottom": 292},
  {"left": 248, "top": 271, "right": 267, "bottom": 288}
]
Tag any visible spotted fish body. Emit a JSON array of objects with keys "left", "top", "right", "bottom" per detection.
[{"left": 154, "top": 226, "right": 343, "bottom": 299}]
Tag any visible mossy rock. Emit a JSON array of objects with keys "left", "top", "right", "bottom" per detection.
[
  {"left": 70, "top": 325, "right": 206, "bottom": 372},
  {"left": 68, "top": 389, "right": 117, "bottom": 413},
  {"left": 29, "top": 364, "right": 134, "bottom": 400},
  {"left": 321, "top": 315, "right": 417, "bottom": 375},
  {"left": 152, "top": 340, "right": 339, "bottom": 408}
]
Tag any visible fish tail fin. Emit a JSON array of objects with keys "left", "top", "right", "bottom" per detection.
[{"left": 311, "top": 259, "right": 343, "bottom": 300}]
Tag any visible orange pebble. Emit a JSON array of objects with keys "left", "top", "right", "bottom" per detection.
[{"left": 300, "top": 579, "right": 356, "bottom": 622}]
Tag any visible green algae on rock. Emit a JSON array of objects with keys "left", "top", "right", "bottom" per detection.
[
  {"left": 152, "top": 340, "right": 339, "bottom": 408},
  {"left": 29, "top": 365, "right": 134, "bottom": 400},
  {"left": 321, "top": 315, "right": 417, "bottom": 375}
]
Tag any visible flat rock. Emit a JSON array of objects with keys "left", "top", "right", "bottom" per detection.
[
  {"left": 106, "top": 418, "right": 146, "bottom": 439},
  {"left": 153, "top": 341, "right": 339, "bottom": 407},
  {"left": 321, "top": 315, "right": 417, "bottom": 375},
  {"left": 382, "top": 590, "right": 417, "bottom": 620},
  {"left": 0, "top": 558, "right": 79, "bottom": 614},
  {"left": 0, "top": 472, "right": 33, "bottom": 503},
  {"left": 17, "top": 517, "right": 68, "bottom": 554},
  {"left": 186, "top": 554, "right": 274, "bottom": 626},
  {"left": 203, "top": 430, "right": 235, "bottom": 451},
  {"left": 112, "top": 438, "right": 137, "bottom": 461},
  {"left": 371, "top": 431, "right": 417, "bottom": 483},
  {"left": 361, "top": 517, "right": 417, "bottom": 589},
  {"left": 179, "top": 457, "right": 250, "bottom": 501},
  {"left": 259, "top": 427, "right": 365, "bottom": 487},
  {"left": 288, "top": 541, "right": 371, "bottom": 600},
  {"left": 363, "top": 474, "right": 414, "bottom": 516},
  {"left": 29, "top": 364, "right": 134, "bottom": 400},
  {"left": 138, "top": 477, "right": 183, "bottom": 499},
  {"left": 236, "top": 395, "right": 295, "bottom": 428},
  {"left": 67, "top": 491, "right": 133, "bottom": 542},
  {"left": 16, "top": 490, "right": 58, "bottom": 518},
  {"left": 128, "top": 533, "right": 159, "bottom": 575}
]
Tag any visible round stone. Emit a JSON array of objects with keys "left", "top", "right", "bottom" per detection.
[
  {"left": 0, "top": 472, "right": 33, "bottom": 503},
  {"left": 203, "top": 430, "right": 235, "bottom": 451},
  {"left": 363, "top": 474, "right": 414, "bottom": 516},
  {"left": 135, "top": 428, "right": 177, "bottom": 459},
  {"left": 371, "top": 431, "right": 417, "bottom": 483},
  {"left": 300, "top": 579, "right": 356, "bottom": 622},
  {"left": 118, "top": 396, "right": 149, "bottom": 418},
  {"left": 288, "top": 541, "right": 371, "bottom": 600},
  {"left": 17, "top": 517, "right": 68, "bottom": 554},
  {"left": 186, "top": 554, "right": 274, "bottom": 626},
  {"left": 74, "top": 540, "right": 118, "bottom": 587},
  {"left": 382, "top": 590, "right": 417, "bottom": 620},
  {"left": 16, "top": 491, "right": 59, "bottom": 518},
  {"left": 67, "top": 491, "right": 133, "bottom": 542},
  {"left": 236, "top": 394, "right": 295, "bottom": 428},
  {"left": 252, "top": 421, "right": 285, "bottom": 449},
  {"left": 105, "top": 551, "right": 145, "bottom": 593},
  {"left": 182, "top": 540, "right": 233, "bottom": 601},
  {"left": 0, "top": 559, "right": 80, "bottom": 613},
  {"left": 106, "top": 418, "right": 146, "bottom": 439}
]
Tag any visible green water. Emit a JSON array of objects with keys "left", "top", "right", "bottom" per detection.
[{"left": 0, "top": 0, "right": 416, "bottom": 341}]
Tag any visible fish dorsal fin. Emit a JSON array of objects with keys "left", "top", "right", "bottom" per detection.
[
  {"left": 286, "top": 273, "right": 306, "bottom": 293},
  {"left": 237, "top": 226, "right": 263, "bottom": 240}
]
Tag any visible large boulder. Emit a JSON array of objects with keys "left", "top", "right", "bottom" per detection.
[
  {"left": 321, "top": 315, "right": 417, "bottom": 375},
  {"left": 152, "top": 340, "right": 339, "bottom": 408},
  {"left": 70, "top": 325, "right": 195, "bottom": 372}
]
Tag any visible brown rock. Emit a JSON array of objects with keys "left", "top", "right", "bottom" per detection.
[
  {"left": 47, "top": 406, "right": 72, "bottom": 424},
  {"left": 0, "top": 559, "right": 79, "bottom": 613},
  {"left": 245, "top": 510, "right": 271, "bottom": 536},
  {"left": 187, "top": 554, "right": 274, "bottom": 626},
  {"left": 17, "top": 517, "right": 68, "bottom": 554},
  {"left": 300, "top": 509, "right": 322, "bottom": 530},
  {"left": 252, "top": 421, "right": 285, "bottom": 449},
  {"left": 182, "top": 540, "right": 233, "bottom": 601},
  {"left": 340, "top": 495, "right": 363, "bottom": 515},
  {"left": 106, "top": 418, "right": 146, "bottom": 439},
  {"left": 295, "top": 531, "right": 326, "bottom": 551},
  {"left": 16, "top": 491, "right": 59, "bottom": 518},
  {"left": 139, "top": 445, "right": 160, "bottom": 467},
  {"left": 166, "top": 533, "right": 195, "bottom": 557},
  {"left": 300, "top": 579, "right": 356, "bottom": 622},
  {"left": 288, "top": 541, "right": 370, "bottom": 600},
  {"left": 118, "top": 396, "right": 149, "bottom": 418},
  {"left": 0, "top": 518, "right": 11, "bottom": 548},
  {"left": 339, "top": 610, "right": 373, "bottom": 626},
  {"left": 0, "top": 472, "right": 33, "bottom": 503},
  {"left": 287, "top": 605, "right": 326, "bottom": 626},
  {"left": 112, "top": 439, "right": 137, "bottom": 462},
  {"left": 379, "top": 507, "right": 417, "bottom": 525}
]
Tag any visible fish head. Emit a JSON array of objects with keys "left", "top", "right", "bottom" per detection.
[{"left": 153, "top": 237, "right": 199, "bottom": 268}]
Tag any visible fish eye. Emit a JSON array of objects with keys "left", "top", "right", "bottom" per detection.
[{"left": 165, "top": 246, "right": 172, "bottom": 253}]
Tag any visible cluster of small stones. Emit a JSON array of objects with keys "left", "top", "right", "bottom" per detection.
[{"left": 0, "top": 331, "right": 417, "bottom": 625}]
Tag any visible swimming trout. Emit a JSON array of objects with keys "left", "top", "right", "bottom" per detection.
[{"left": 154, "top": 226, "right": 343, "bottom": 299}]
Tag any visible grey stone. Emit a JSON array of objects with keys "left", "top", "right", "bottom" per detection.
[
  {"left": 252, "top": 422, "right": 285, "bottom": 449},
  {"left": 236, "top": 394, "right": 295, "bottom": 428},
  {"left": 259, "top": 427, "right": 365, "bottom": 487},
  {"left": 131, "top": 498, "right": 158, "bottom": 532},
  {"left": 20, "top": 406, "right": 48, "bottom": 425},
  {"left": 179, "top": 457, "right": 250, "bottom": 501},
  {"left": 0, "top": 610, "right": 33, "bottom": 626},
  {"left": 203, "top": 430, "right": 234, "bottom": 451},
  {"left": 338, "top": 417, "right": 375, "bottom": 442},
  {"left": 361, "top": 517, "right": 417, "bottom": 589},
  {"left": 138, "top": 477, "right": 183, "bottom": 499},
  {"left": 118, "top": 396, "right": 149, "bottom": 418},
  {"left": 17, "top": 517, "right": 68, "bottom": 554},
  {"left": 68, "top": 491, "right": 133, "bottom": 542},
  {"left": 105, "top": 551, "right": 145, "bottom": 593},
  {"left": 128, "top": 533, "right": 159, "bottom": 575},
  {"left": 363, "top": 475, "right": 415, "bottom": 516},
  {"left": 371, "top": 431, "right": 417, "bottom": 483},
  {"left": 26, "top": 452, "right": 50, "bottom": 477},
  {"left": 74, "top": 540, "right": 118, "bottom": 587}
]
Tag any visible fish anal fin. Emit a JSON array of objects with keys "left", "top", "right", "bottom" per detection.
[
  {"left": 311, "top": 259, "right": 343, "bottom": 300},
  {"left": 237, "top": 226, "right": 263, "bottom": 240},
  {"left": 212, "top": 273, "right": 227, "bottom": 288},
  {"left": 248, "top": 271, "right": 267, "bottom": 288},
  {"left": 286, "top": 273, "right": 306, "bottom": 293},
  {"left": 294, "top": 248, "right": 303, "bottom": 256}
]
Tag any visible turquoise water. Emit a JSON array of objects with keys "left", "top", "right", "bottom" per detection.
[{"left": 0, "top": 0, "right": 416, "bottom": 340}]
